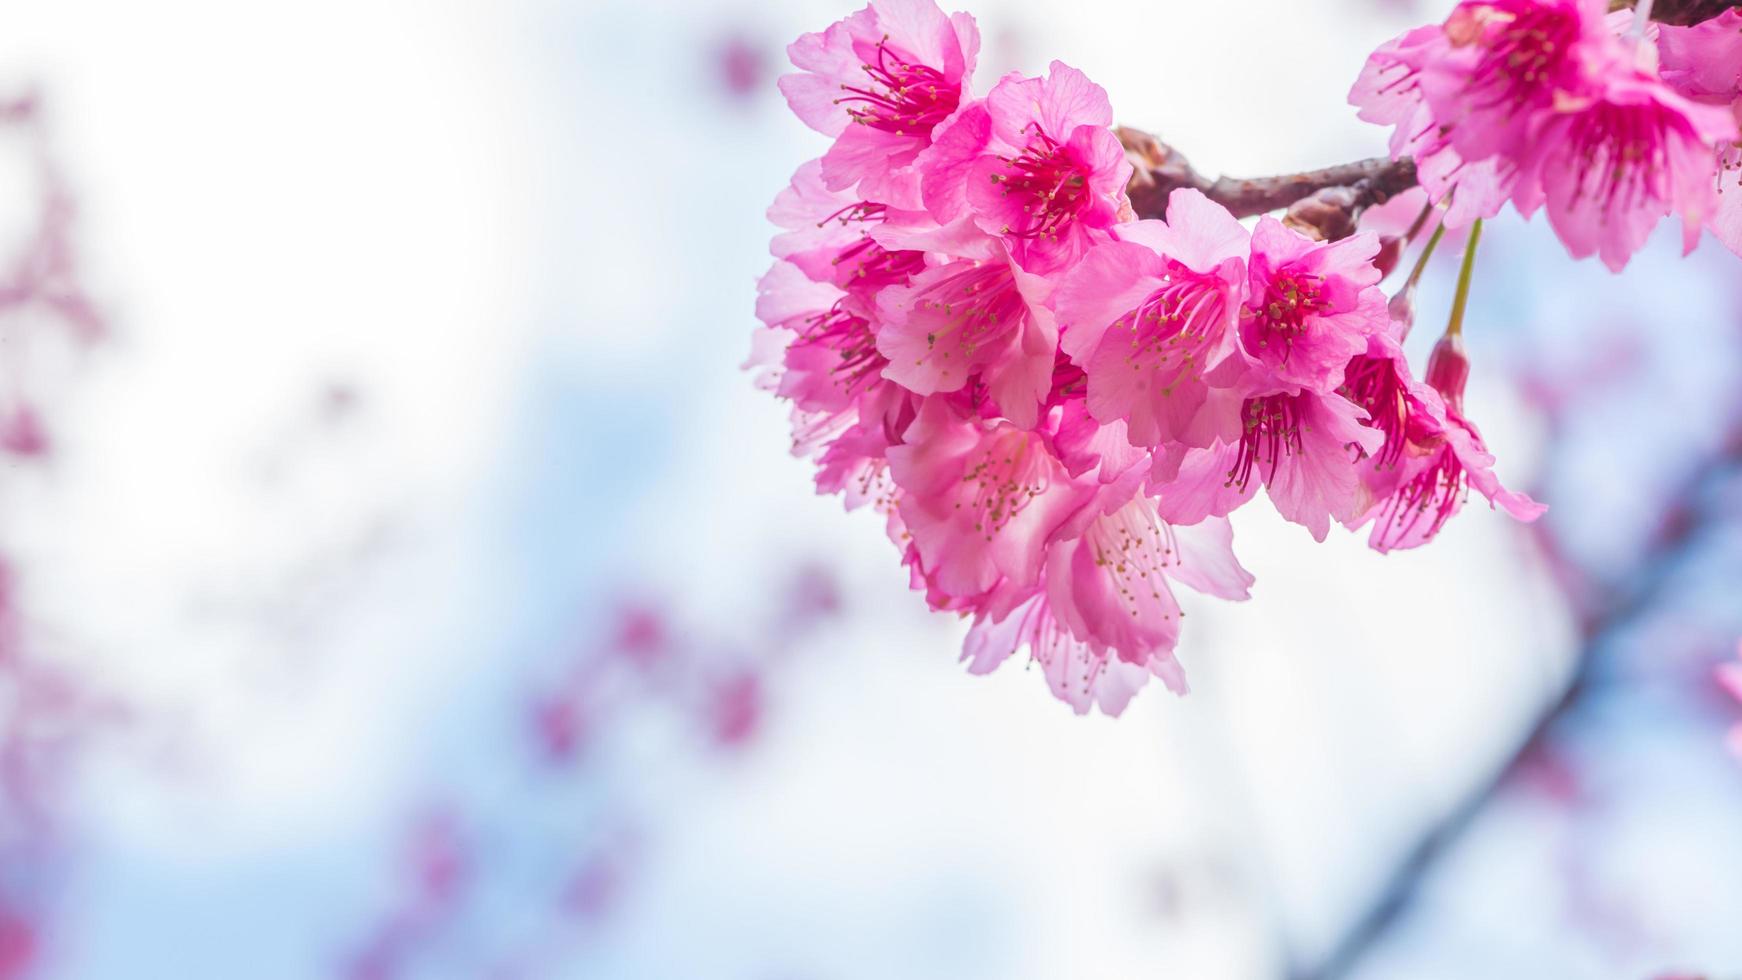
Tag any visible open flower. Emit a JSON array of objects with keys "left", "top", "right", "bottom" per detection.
[
  {"left": 875, "top": 245, "right": 1059, "bottom": 428},
  {"left": 768, "top": 159, "right": 928, "bottom": 294},
  {"left": 1341, "top": 334, "right": 1544, "bottom": 551},
  {"left": 1515, "top": 49, "right": 1738, "bottom": 271},
  {"left": 1352, "top": 0, "right": 1740, "bottom": 269},
  {"left": 919, "top": 61, "right": 1131, "bottom": 273},
  {"left": 1349, "top": 24, "right": 1518, "bottom": 229},
  {"left": 887, "top": 397, "right": 1092, "bottom": 598},
  {"left": 754, "top": 260, "right": 918, "bottom": 513},
  {"left": 1656, "top": 8, "right": 1742, "bottom": 257},
  {"left": 1418, "top": 0, "right": 1609, "bottom": 163},
  {"left": 1050, "top": 189, "right": 1250, "bottom": 450},
  {"left": 780, "top": 0, "right": 981, "bottom": 208},
  {"left": 1151, "top": 387, "right": 1383, "bottom": 542},
  {"left": 1239, "top": 217, "right": 1388, "bottom": 391},
  {"left": 960, "top": 498, "right": 1252, "bottom": 716}
]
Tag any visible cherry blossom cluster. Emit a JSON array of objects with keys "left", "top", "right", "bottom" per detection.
[
  {"left": 753, "top": 0, "right": 1742, "bottom": 716},
  {"left": 1354, "top": 0, "right": 1742, "bottom": 270}
]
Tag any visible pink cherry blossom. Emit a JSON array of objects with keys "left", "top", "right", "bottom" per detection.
[
  {"left": 886, "top": 397, "right": 1091, "bottom": 598},
  {"left": 1353, "top": 0, "right": 1740, "bottom": 269},
  {"left": 754, "top": 261, "right": 877, "bottom": 415},
  {"left": 874, "top": 248, "right": 1058, "bottom": 428},
  {"left": 1656, "top": 8, "right": 1742, "bottom": 256},
  {"left": 927, "top": 62, "right": 1131, "bottom": 272},
  {"left": 1050, "top": 189, "right": 1249, "bottom": 450},
  {"left": 1418, "top": 0, "right": 1609, "bottom": 163},
  {"left": 1239, "top": 217, "right": 1387, "bottom": 392},
  {"left": 1348, "top": 23, "right": 1519, "bottom": 229},
  {"left": 755, "top": 0, "right": 1569, "bottom": 717},
  {"left": 1514, "top": 49, "right": 1738, "bottom": 271},
  {"left": 768, "top": 159, "right": 928, "bottom": 294},
  {"left": 1342, "top": 335, "right": 1544, "bottom": 551},
  {"left": 963, "top": 592, "right": 1173, "bottom": 716},
  {"left": 753, "top": 260, "right": 918, "bottom": 512},
  {"left": 1152, "top": 388, "right": 1383, "bottom": 542},
  {"left": 780, "top": 0, "right": 980, "bottom": 209},
  {"left": 959, "top": 499, "right": 1252, "bottom": 716}
]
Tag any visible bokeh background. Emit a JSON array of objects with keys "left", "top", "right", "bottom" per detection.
[{"left": 0, "top": 0, "right": 1738, "bottom": 977}]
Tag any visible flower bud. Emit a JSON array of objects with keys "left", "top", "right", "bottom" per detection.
[
  {"left": 1282, "top": 186, "right": 1358, "bottom": 242},
  {"left": 1386, "top": 283, "right": 1417, "bottom": 338},
  {"left": 1373, "top": 235, "right": 1404, "bottom": 278},
  {"left": 1425, "top": 334, "right": 1470, "bottom": 413}
]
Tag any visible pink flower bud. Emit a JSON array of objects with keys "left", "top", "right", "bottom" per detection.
[
  {"left": 1386, "top": 282, "right": 1417, "bottom": 338},
  {"left": 1425, "top": 334, "right": 1470, "bottom": 413},
  {"left": 1373, "top": 235, "right": 1404, "bottom": 278}
]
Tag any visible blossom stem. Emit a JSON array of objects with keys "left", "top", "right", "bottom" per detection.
[
  {"left": 1403, "top": 221, "right": 1447, "bottom": 295},
  {"left": 1632, "top": 0, "right": 1657, "bottom": 32},
  {"left": 1443, "top": 219, "right": 1482, "bottom": 339},
  {"left": 1402, "top": 199, "right": 1436, "bottom": 244}
]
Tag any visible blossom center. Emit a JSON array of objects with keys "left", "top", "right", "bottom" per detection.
[
  {"left": 1374, "top": 439, "right": 1468, "bottom": 547},
  {"left": 989, "top": 127, "right": 1091, "bottom": 241},
  {"left": 1085, "top": 500, "right": 1178, "bottom": 618},
  {"left": 817, "top": 201, "right": 927, "bottom": 290},
  {"left": 835, "top": 238, "right": 927, "bottom": 290},
  {"left": 1226, "top": 395, "right": 1303, "bottom": 491},
  {"left": 914, "top": 264, "right": 1025, "bottom": 362},
  {"left": 1246, "top": 271, "right": 1329, "bottom": 360},
  {"left": 1115, "top": 270, "right": 1227, "bottom": 393},
  {"left": 1457, "top": 5, "right": 1578, "bottom": 114},
  {"left": 800, "top": 301, "right": 886, "bottom": 395},
  {"left": 961, "top": 430, "right": 1051, "bottom": 539},
  {"left": 836, "top": 37, "right": 959, "bottom": 137},
  {"left": 1338, "top": 355, "right": 1409, "bottom": 469},
  {"left": 1565, "top": 104, "right": 1671, "bottom": 212}
]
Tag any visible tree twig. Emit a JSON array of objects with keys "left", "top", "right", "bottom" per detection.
[
  {"left": 1298, "top": 418, "right": 1742, "bottom": 980},
  {"left": 1117, "top": 127, "right": 1418, "bottom": 235},
  {"left": 1622, "top": 0, "right": 1742, "bottom": 26}
]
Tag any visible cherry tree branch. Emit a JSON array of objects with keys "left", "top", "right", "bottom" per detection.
[
  {"left": 1121, "top": 0, "right": 1742, "bottom": 228},
  {"left": 1118, "top": 128, "right": 1418, "bottom": 237},
  {"left": 1622, "top": 0, "right": 1742, "bottom": 25}
]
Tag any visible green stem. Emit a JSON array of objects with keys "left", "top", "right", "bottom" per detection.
[
  {"left": 1445, "top": 218, "right": 1483, "bottom": 339},
  {"left": 1402, "top": 221, "right": 1447, "bottom": 294}
]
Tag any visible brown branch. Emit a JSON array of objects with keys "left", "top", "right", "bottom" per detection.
[
  {"left": 1118, "top": 127, "right": 1418, "bottom": 238},
  {"left": 1120, "top": 0, "right": 1742, "bottom": 229},
  {"left": 1624, "top": 0, "right": 1742, "bottom": 26}
]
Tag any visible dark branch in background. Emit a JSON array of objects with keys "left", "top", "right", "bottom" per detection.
[
  {"left": 1300, "top": 417, "right": 1742, "bottom": 980},
  {"left": 1109, "top": 1, "right": 1742, "bottom": 971},
  {"left": 1118, "top": 128, "right": 1418, "bottom": 240}
]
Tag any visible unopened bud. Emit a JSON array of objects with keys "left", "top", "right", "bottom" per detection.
[
  {"left": 1425, "top": 334, "right": 1470, "bottom": 412},
  {"left": 1282, "top": 186, "right": 1359, "bottom": 242},
  {"left": 1387, "top": 283, "right": 1417, "bottom": 338},
  {"left": 1374, "top": 235, "right": 1404, "bottom": 278},
  {"left": 1116, "top": 126, "right": 1199, "bottom": 220}
]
